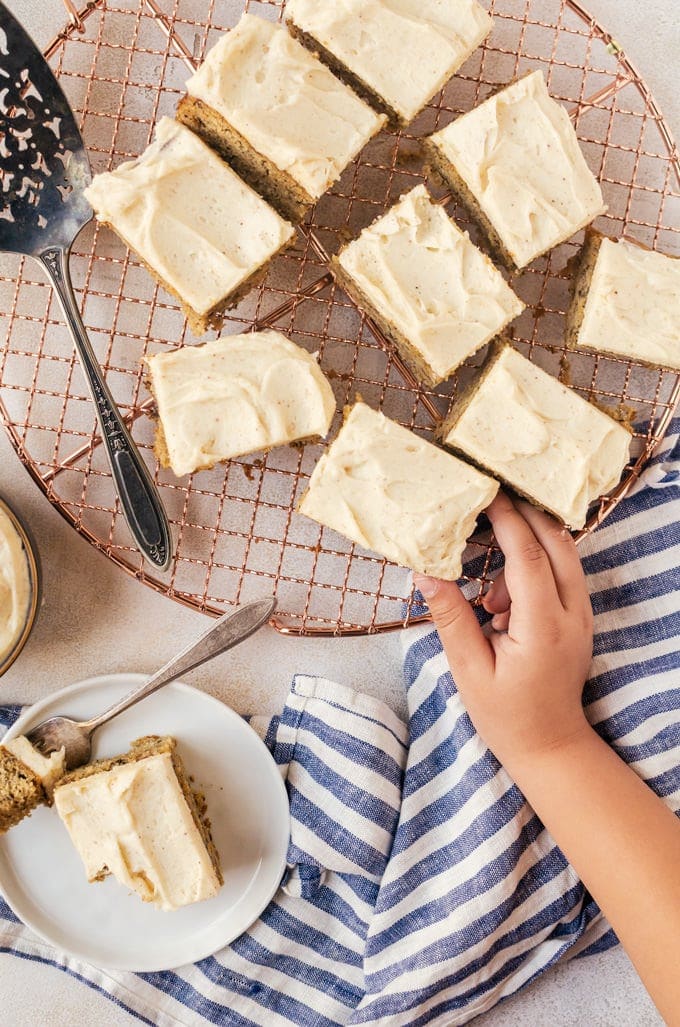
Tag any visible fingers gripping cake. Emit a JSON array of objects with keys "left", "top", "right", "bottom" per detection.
[
  {"left": 53, "top": 736, "right": 222, "bottom": 911},
  {"left": 178, "top": 14, "right": 385, "bottom": 223}
]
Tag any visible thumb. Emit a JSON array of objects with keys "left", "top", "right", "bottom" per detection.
[{"left": 414, "top": 575, "right": 494, "bottom": 684}]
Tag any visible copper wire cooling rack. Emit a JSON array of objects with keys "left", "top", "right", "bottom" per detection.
[{"left": 0, "top": 0, "right": 679, "bottom": 635}]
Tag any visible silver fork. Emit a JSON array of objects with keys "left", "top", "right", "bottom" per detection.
[
  {"left": 25, "top": 597, "right": 276, "bottom": 770},
  {"left": 0, "top": 3, "right": 171, "bottom": 570}
]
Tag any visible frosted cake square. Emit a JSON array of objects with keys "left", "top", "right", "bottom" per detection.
[
  {"left": 178, "top": 14, "right": 385, "bottom": 222},
  {"left": 332, "top": 185, "right": 524, "bottom": 386},
  {"left": 425, "top": 71, "right": 606, "bottom": 270},
  {"left": 285, "top": 0, "right": 492, "bottom": 126},
  {"left": 53, "top": 736, "right": 222, "bottom": 912},
  {"left": 298, "top": 402, "right": 499, "bottom": 579},
  {"left": 440, "top": 342, "right": 632, "bottom": 529},
  {"left": 84, "top": 118, "right": 295, "bottom": 335},
  {"left": 145, "top": 329, "right": 336, "bottom": 477},
  {"left": 567, "top": 230, "right": 680, "bottom": 372}
]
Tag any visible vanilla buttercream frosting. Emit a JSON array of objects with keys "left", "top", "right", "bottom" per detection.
[
  {"left": 444, "top": 345, "right": 631, "bottom": 528},
  {"left": 429, "top": 71, "right": 606, "bottom": 268},
  {"left": 336, "top": 185, "right": 524, "bottom": 383},
  {"left": 84, "top": 118, "right": 295, "bottom": 317},
  {"left": 286, "top": 0, "right": 492, "bottom": 123},
  {"left": 54, "top": 751, "right": 221, "bottom": 911},
  {"left": 298, "top": 402, "right": 499, "bottom": 579},
  {"left": 577, "top": 237, "right": 680, "bottom": 370},
  {"left": 0, "top": 507, "right": 30, "bottom": 665},
  {"left": 146, "top": 330, "right": 336, "bottom": 477},
  {"left": 2, "top": 736, "right": 65, "bottom": 798},
  {"left": 185, "top": 14, "right": 384, "bottom": 199}
]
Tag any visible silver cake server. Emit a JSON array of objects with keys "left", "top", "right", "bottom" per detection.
[{"left": 0, "top": 3, "right": 172, "bottom": 571}]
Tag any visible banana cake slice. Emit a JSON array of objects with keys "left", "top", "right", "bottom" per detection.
[
  {"left": 298, "top": 401, "right": 499, "bottom": 580},
  {"left": 53, "top": 736, "right": 222, "bottom": 912},
  {"left": 84, "top": 118, "right": 295, "bottom": 335},
  {"left": 145, "top": 329, "right": 336, "bottom": 478},
  {"left": 424, "top": 71, "right": 606, "bottom": 270},
  {"left": 178, "top": 13, "right": 385, "bottom": 222},
  {"left": 285, "top": 0, "right": 492, "bottom": 127},
  {"left": 566, "top": 230, "right": 680, "bottom": 372},
  {"left": 440, "top": 342, "right": 632, "bottom": 530},
  {"left": 332, "top": 185, "right": 524, "bottom": 387}
]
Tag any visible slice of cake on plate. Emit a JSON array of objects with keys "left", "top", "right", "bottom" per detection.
[
  {"left": 297, "top": 401, "right": 499, "bottom": 580},
  {"left": 177, "top": 13, "right": 385, "bottom": 222},
  {"left": 145, "top": 329, "right": 336, "bottom": 477},
  {"left": 285, "top": 0, "right": 492, "bottom": 127},
  {"left": 439, "top": 342, "right": 632, "bottom": 529},
  {"left": 567, "top": 230, "right": 680, "bottom": 372},
  {"left": 332, "top": 185, "right": 524, "bottom": 386},
  {"left": 84, "top": 118, "right": 295, "bottom": 335},
  {"left": 424, "top": 71, "right": 607, "bottom": 270},
  {"left": 53, "top": 736, "right": 222, "bottom": 911},
  {"left": 0, "top": 736, "right": 66, "bottom": 832}
]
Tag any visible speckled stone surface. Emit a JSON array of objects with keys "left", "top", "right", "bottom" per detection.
[{"left": 0, "top": 1, "right": 676, "bottom": 1023}]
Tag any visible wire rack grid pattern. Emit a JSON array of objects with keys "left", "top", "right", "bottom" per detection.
[{"left": 0, "top": 0, "right": 678, "bottom": 635}]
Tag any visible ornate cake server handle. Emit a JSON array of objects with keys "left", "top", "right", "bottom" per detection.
[{"left": 39, "top": 244, "right": 172, "bottom": 571}]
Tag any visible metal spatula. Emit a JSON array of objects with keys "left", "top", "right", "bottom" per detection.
[{"left": 0, "top": 2, "right": 172, "bottom": 571}]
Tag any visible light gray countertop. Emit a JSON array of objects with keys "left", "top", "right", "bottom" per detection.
[{"left": 0, "top": 0, "right": 676, "bottom": 1023}]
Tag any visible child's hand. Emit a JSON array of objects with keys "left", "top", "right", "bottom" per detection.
[{"left": 414, "top": 492, "right": 594, "bottom": 773}]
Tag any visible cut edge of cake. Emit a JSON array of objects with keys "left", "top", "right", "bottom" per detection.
[
  {"left": 286, "top": 20, "right": 404, "bottom": 128},
  {"left": 177, "top": 95, "right": 314, "bottom": 223},
  {"left": 0, "top": 745, "right": 46, "bottom": 833}
]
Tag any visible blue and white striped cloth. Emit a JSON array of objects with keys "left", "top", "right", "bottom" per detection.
[{"left": 1, "top": 418, "right": 678, "bottom": 1025}]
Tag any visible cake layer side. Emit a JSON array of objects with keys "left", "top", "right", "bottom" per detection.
[
  {"left": 441, "top": 342, "right": 632, "bottom": 529},
  {"left": 0, "top": 745, "right": 46, "bottom": 833},
  {"left": 177, "top": 95, "right": 313, "bottom": 223},
  {"left": 565, "top": 228, "right": 604, "bottom": 351},
  {"left": 144, "top": 329, "right": 336, "bottom": 477},
  {"left": 286, "top": 21, "right": 401, "bottom": 127},
  {"left": 298, "top": 401, "right": 499, "bottom": 580}
]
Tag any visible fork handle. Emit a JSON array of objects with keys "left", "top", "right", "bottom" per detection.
[{"left": 39, "top": 245, "right": 172, "bottom": 571}]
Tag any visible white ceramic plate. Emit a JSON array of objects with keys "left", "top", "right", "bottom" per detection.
[{"left": 0, "top": 674, "right": 290, "bottom": 972}]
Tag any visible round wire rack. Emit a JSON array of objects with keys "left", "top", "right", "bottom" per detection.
[{"left": 0, "top": 0, "right": 678, "bottom": 636}]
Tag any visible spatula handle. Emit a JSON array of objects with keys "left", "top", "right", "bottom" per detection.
[{"left": 40, "top": 245, "right": 173, "bottom": 571}]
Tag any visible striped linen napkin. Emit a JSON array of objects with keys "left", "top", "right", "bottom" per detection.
[{"left": 0, "top": 417, "right": 678, "bottom": 1026}]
